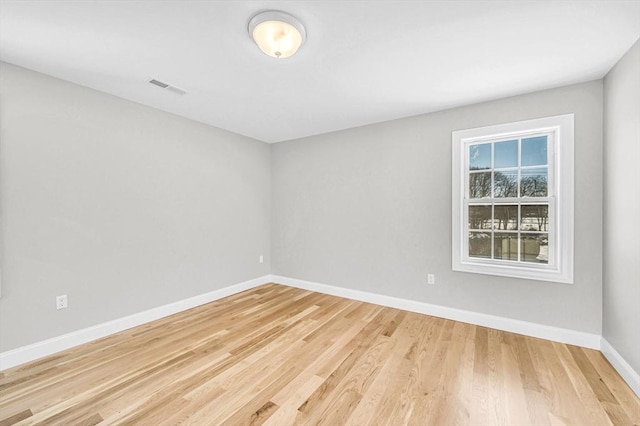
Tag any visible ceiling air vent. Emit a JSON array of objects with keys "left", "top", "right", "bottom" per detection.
[{"left": 148, "top": 78, "right": 187, "bottom": 95}]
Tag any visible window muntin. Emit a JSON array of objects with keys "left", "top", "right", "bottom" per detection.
[{"left": 452, "top": 114, "right": 574, "bottom": 283}]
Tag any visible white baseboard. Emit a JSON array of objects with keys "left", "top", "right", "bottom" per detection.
[
  {"left": 0, "top": 275, "right": 269, "bottom": 371},
  {"left": 269, "top": 275, "right": 601, "bottom": 350},
  {"left": 6, "top": 274, "right": 637, "bottom": 400},
  {"left": 601, "top": 338, "right": 640, "bottom": 398}
]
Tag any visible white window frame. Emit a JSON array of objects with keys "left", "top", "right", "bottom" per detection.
[{"left": 452, "top": 114, "right": 574, "bottom": 283}]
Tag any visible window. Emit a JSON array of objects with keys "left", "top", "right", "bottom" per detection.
[{"left": 452, "top": 114, "right": 574, "bottom": 283}]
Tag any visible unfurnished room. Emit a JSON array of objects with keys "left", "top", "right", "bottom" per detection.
[{"left": 0, "top": 1, "right": 639, "bottom": 425}]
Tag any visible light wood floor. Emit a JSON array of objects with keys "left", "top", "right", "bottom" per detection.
[{"left": 1, "top": 284, "right": 639, "bottom": 425}]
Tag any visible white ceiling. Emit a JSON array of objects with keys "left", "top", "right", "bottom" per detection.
[{"left": 1, "top": 1, "right": 639, "bottom": 143}]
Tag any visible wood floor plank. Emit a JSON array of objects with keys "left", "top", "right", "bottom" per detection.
[
  {"left": 425, "top": 321, "right": 476, "bottom": 426},
  {"left": 304, "top": 334, "right": 397, "bottom": 425},
  {"left": 0, "top": 409, "right": 32, "bottom": 426},
  {"left": 262, "top": 375, "right": 325, "bottom": 426},
  {"left": 584, "top": 349, "right": 640, "bottom": 425},
  {"left": 346, "top": 314, "right": 424, "bottom": 426},
  {"left": 552, "top": 342, "right": 613, "bottom": 425},
  {"left": 500, "top": 336, "right": 532, "bottom": 426},
  {"left": 1, "top": 283, "right": 638, "bottom": 425},
  {"left": 530, "top": 337, "right": 589, "bottom": 424},
  {"left": 510, "top": 333, "right": 552, "bottom": 426},
  {"left": 296, "top": 309, "right": 399, "bottom": 417},
  {"left": 404, "top": 317, "right": 452, "bottom": 425}
]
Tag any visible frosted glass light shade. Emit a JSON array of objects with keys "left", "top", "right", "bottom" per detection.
[{"left": 249, "top": 11, "right": 306, "bottom": 58}]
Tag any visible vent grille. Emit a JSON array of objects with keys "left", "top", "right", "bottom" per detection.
[
  {"left": 148, "top": 78, "right": 187, "bottom": 95},
  {"left": 149, "top": 79, "right": 169, "bottom": 88}
]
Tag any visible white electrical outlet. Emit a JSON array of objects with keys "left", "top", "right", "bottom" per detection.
[
  {"left": 259, "top": 255, "right": 264, "bottom": 264},
  {"left": 427, "top": 274, "right": 435, "bottom": 285},
  {"left": 56, "top": 295, "right": 68, "bottom": 310}
]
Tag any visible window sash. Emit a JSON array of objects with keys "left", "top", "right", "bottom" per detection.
[
  {"left": 464, "top": 131, "right": 556, "bottom": 199},
  {"left": 462, "top": 197, "right": 556, "bottom": 268},
  {"left": 461, "top": 130, "right": 556, "bottom": 269}
]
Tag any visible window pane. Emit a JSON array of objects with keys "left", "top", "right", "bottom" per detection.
[
  {"left": 469, "top": 232, "right": 491, "bottom": 259},
  {"left": 494, "top": 170, "right": 518, "bottom": 197},
  {"left": 521, "top": 233, "right": 548, "bottom": 264},
  {"left": 469, "top": 172, "right": 492, "bottom": 198},
  {"left": 522, "top": 136, "right": 547, "bottom": 166},
  {"left": 494, "top": 140, "right": 518, "bottom": 168},
  {"left": 494, "top": 205, "right": 518, "bottom": 230},
  {"left": 469, "top": 205, "right": 492, "bottom": 230},
  {"left": 521, "top": 205, "right": 548, "bottom": 231},
  {"left": 494, "top": 233, "right": 518, "bottom": 261},
  {"left": 521, "top": 168, "right": 547, "bottom": 197},
  {"left": 469, "top": 143, "right": 491, "bottom": 170}
]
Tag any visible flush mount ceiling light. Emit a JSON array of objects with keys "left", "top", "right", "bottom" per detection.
[{"left": 248, "top": 10, "right": 306, "bottom": 59}]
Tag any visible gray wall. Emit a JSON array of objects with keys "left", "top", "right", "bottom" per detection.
[
  {"left": 603, "top": 40, "right": 640, "bottom": 374},
  {"left": 272, "top": 81, "right": 603, "bottom": 334},
  {"left": 0, "top": 62, "right": 270, "bottom": 352},
  {"left": 1, "top": 58, "right": 618, "bottom": 355}
]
